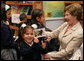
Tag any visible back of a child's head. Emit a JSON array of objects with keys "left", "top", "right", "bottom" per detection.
[
  {"left": 31, "top": 9, "right": 43, "bottom": 20},
  {"left": 19, "top": 13, "right": 27, "bottom": 21}
]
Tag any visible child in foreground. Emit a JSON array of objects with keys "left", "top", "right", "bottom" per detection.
[{"left": 19, "top": 25, "right": 47, "bottom": 60}]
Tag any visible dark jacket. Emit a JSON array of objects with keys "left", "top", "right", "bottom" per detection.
[
  {"left": 20, "top": 41, "right": 47, "bottom": 60},
  {"left": 47, "top": 38, "right": 60, "bottom": 52},
  {"left": 1, "top": 23, "right": 20, "bottom": 60},
  {"left": 38, "top": 37, "right": 60, "bottom": 52},
  {"left": 1, "top": 24, "right": 17, "bottom": 49}
]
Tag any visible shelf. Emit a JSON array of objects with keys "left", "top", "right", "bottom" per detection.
[
  {"left": 64, "top": 1, "right": 83, "bottom": 4},
  {"left": 6, "top": 1, "right": 33, "bottom": 5}
]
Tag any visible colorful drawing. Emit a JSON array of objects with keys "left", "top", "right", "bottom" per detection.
[
  {"left": 11, "top": 5, "right": 30, "bottom": 24},
  {"left": 44, "top": 1, "right": 64, "bottom": 18},
  {"left": 12, "top": 14, "right": 20, "bottom": 24},
  {"left": 11, "top": 5, "right": 29, "bottom": 15}
]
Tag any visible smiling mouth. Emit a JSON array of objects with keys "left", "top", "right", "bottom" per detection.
[{"left": 26, "top": 38, "right": 33, "bottom": 40}]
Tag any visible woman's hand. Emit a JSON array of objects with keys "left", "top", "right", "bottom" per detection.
[
  {"left": 34, "top": 37, "right": 39, "bottom": 43},
  {"left": 42, "top": 54, "right": 50, "bottom": 59}
]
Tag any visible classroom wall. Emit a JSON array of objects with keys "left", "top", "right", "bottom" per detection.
[
  {"left": 43, "top": 1, "right": 64, "bottom": 31},
  {"left": 45, "top": 18, "right": 64, "bottom": 31}
]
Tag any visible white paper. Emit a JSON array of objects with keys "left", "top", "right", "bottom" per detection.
[{"left": 12, "top": 14, "right": 20, "bottom": 24}]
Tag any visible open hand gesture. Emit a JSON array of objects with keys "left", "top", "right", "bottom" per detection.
[{"left": 34, "top": 37, "right": 39, "bottom": 43}]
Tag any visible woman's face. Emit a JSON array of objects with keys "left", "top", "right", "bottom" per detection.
[
  {"left": 64, "top": 11, "right": 76, "bottom": 25},
  {"left": 22, "top": 28, "right": 34, "bottom": 44},
  {"left": 6, "top": 10, "right": 11, "bottom": 19}
]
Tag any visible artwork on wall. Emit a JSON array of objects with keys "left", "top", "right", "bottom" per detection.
[
  {"left": 44, "top": 1, "right": 64, "bottom": 19},
  {"left": 12, "top": 14, "right": 20, "bottom": 24},
  {"left": 11, "top": 5, "right": 30, "bottom": 15},
  {"left": 11, "top": 5, "right": 32, "bottom": 24}
]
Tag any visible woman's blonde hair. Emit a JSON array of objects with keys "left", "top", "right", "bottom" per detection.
[{"left": 65, "top": 3, "right": 83, "bottom": 21}]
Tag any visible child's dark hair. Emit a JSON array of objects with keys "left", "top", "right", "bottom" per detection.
[
  {"left": 1, "top": 6, "right": 7, "bottom": 28},
  {"left": 31, "top": 9, "right": 43, "bottom": 20},
  {"left": 19, "top": 13, "right": 27, "bottom": 21},
  {"left": 1, "top": 7, "right": 7, "bottom": 21},
  {"left": 20, "top": 25, "right": 34, "bottom": 36}
]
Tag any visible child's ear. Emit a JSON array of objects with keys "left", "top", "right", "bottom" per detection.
[{"left": 36, "top": 17, "right": 40, "bottom": 21}]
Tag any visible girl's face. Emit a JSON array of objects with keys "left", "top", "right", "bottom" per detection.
[
  {"left": 6, "top": 10, "right": 11, "bottom": 19},
  {"left": 22, "top": 28, "right": 34, "bottom": 44},
  {"left": 64, "top": 11, "right": 76, "bottom": 25},
  {"left": 37, "top": 14, "right": 45, "bottom": 24}
]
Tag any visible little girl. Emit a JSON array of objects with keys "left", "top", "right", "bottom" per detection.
[{"left": 19, "top": 25, "right": 47, "bottom": 60}]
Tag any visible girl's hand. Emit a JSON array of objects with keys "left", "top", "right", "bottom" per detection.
[
  {"left": 41, "top": 41, "right": 46, "bottom": 49},
  {"left": 34, "top": 37, "right": 39, "bottom": 43},
  {"left": 46, "top": 37, "right": 51, "bottom": 42}
]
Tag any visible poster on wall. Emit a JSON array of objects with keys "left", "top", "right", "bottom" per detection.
[
  {"left": 11, "top": 5, "right": 29, "bottom": 15},
  {"left": 12, "top": 14, "right": 20, "bottom": 24},
  {"left": 44, "top": 1, "right": 64, "bottom": 19},
  {"left": 11, "top": 5, "right": 32, "bottom": 24}
]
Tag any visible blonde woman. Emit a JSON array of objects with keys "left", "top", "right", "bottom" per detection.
[{"left": 43, "top": 3, "right": 83, "bottom": 60}]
